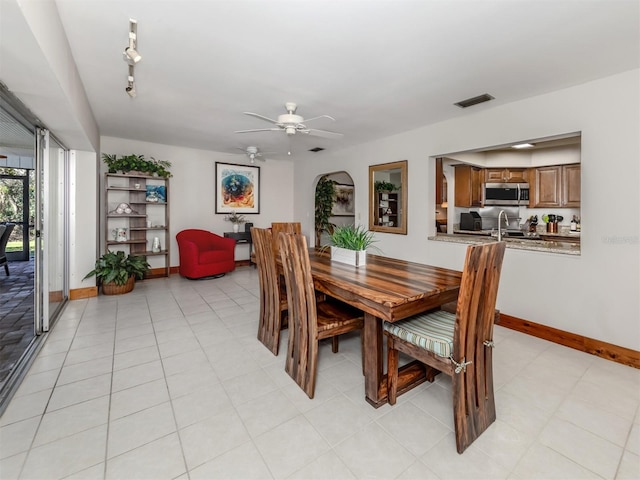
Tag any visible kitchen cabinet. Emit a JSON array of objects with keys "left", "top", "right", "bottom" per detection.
[
  {"left": 435, "top": 158, "right": 447, "bottom": 205},
  {"left": 562, "top": 164, "right": 581, "bottom": 207},
  {"left": 105, "top": 173, "right": 170, "bottom": 277},
  {"left": 485, "top": 168, "right": 528, "bottom": 183},
  {"left": 375, "top": 192, "right": 399, "bottom": 227},
  {"left": 454, "top": 165, "right": 483, "bottom": 207},
  {"left": 531, "top": 164, "right": 580, "bottom": 208}
]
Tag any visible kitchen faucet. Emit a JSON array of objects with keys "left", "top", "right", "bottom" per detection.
[{"left": 497, "top": 210, "right": 509, "bottom": 241}]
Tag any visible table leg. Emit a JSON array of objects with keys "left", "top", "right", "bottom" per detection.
[
  {"left": 363, "top": 313, "right": 438, "bottom": 408},
  {"left": 363, "top": 312, "right": 384, "bottom": 407}
]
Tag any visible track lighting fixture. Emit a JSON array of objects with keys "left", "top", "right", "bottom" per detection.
[
  {"left": 125, "top": 66, "right": 136, "bottom": 98},
  {"left": 123, "top": 19, "right": 141, "bottom": 65},
  {"left": 123, "top": 19, "right": 140, "bottom": 97}
]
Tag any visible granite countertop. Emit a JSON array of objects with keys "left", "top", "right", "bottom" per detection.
[
  {"left": 454, "top": 228, "right": 580, "bottom": 238},
  {"left": 431, "top": 233, "right": 581, "bottom": 256}
]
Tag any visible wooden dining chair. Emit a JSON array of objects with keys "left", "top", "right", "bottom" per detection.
[
  {"left": 251, "top": 227, "right": 289, "bottom": 355},
  {"left": 278, "top": 232, "right": 364, "bottom": 398},
  {"left": 271, "top": 222, "right": 301, "bottom": 255},
  {"left": 384, "top": 241, "right": 506, "bottom": 454}
]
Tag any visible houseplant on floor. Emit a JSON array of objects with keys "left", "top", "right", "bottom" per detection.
[
  {"left": 84, "top": 250, "right": 150, "bottom": 295},
  {"left": 327, "top": 224, "right": 377, "bottom": 267}
]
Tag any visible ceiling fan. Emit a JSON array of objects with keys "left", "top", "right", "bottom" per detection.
[
  {"left": 235, "top": 102, "right": 343, "bottom": 138},
  {"left": 229, "top": 146, "right": 276, "bottom": 163}
]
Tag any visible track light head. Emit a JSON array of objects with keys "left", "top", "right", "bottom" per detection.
[
  {"left": 123, "top": 18, "right": 141, "bottom": 64},
  {"left": 124, "top": 46, "right": 141, "bottom": 64},
  {"left": 126, "top": 75, "right": 136, "bottom": 98}
]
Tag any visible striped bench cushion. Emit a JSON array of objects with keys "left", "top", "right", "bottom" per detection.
[{"left": 383, "top": 310, "right": 455, "bottom": 358}]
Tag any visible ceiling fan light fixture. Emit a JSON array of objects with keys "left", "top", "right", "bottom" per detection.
[{"left": 285, "top": 126, "right": 296, "bottom": 135}]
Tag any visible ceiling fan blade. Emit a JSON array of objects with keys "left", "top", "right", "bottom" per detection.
[
  {"left": 303, "top": 115, "right": 336, "bottom": 123},
  {"left": 243, "top": 112, "right": 279, "bottom": 124},
  {"left": 235, "top": 128, "right": 282, "bottom": 134},
  {"left": 306, "top": 128, "right": 344, "bottom": 138}
]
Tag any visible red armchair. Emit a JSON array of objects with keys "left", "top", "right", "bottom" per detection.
[{"left": 176, "top": 229, "right": 236, "bottom": 279}]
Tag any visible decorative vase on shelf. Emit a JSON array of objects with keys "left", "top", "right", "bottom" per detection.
[{"left": 233, "top": 223, "right": 239, "bottom": 233}]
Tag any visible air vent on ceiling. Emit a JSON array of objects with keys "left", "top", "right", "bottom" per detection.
[
  {"left": 454, "top": 93, "right": 494, "bottom": 108},
  {"left": 309, "top": 147, "right": 325, "bottom": 152}
]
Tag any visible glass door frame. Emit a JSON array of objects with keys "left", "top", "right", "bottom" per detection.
[{"left": 35, "top": 128, "right": 69, "bottom": 333}]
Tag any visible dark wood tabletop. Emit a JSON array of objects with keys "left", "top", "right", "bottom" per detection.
[{"left": 307, "top": 249, "right": 462, "bottom": 406}]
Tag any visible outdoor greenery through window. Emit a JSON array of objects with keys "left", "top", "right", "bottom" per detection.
[{"left": 0, "top": 167, "right": 36, "bottom": 253}]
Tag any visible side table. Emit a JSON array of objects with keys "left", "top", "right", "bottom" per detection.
[{"left": 223, "top": 231, "right": 255, "bottom": 266}]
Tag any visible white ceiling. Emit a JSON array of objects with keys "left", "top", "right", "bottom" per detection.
[{"left": 45, "top": 0, "right": 640, "bottom": 159}]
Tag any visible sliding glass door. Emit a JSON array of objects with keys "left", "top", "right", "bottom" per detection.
[
  {"left": 35, "top": 129, "right": 68, "bottom": 332},
  {"left": 0, "top": 87, "right": 69, "bottom": 408}
]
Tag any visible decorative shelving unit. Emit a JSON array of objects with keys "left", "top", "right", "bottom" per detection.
[
  {"left": 375, "top": 191, "right": 399, "bottom": 227},
  {"left": 104, "top": 173, "right": 170, "bottom": 277}
]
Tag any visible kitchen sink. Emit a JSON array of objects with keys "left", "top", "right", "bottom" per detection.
[{"left": 503, "top": 230, "right": 540, "bottom": 239}]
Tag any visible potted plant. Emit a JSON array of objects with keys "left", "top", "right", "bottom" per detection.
[
  {"left": 328, "top": 224, "right": 377, "bottom": 267},
  {"left": 315, "top": 176, "right": 337, "bottom": 246},
  {"left": 374, "top": 180, "right": 397, "bottom": 192},
  {"left": 102, "top": 153, "right": 173, "bottom": 178},
  {"left": 84, "top": 250, "right": 150, "bottom": 295},
  {"left": 224, "top": 210, "right": 246, "bottom": 233}
]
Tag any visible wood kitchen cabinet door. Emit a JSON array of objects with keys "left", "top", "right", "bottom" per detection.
[
  {"left": 533, "top": 166, "right": 562, "bottom": 207},
  {"left": 435, "top": 158, "right": 446, "bottom": 205},
  {"left": 485, "top": 168, "right": 528, "bottom": 183},
  {"left": 563, "top": 164, "right": 581, "bottom": 207},
  {"left": 454, "top": 165, "right": 483, "bottom": 207}
]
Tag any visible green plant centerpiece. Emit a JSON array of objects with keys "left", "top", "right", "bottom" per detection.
[
  {"left": 315, "top": 176, "right": 337, "bottom": 246},
  {"left": 327, "top": 225, "right": 377, "bottom": 267},
  {"left": 102, "top": 153, "right": 172, "bottom": 178},
  {"left": 84, "top": 250, "right": 150, "bottom": 295}
]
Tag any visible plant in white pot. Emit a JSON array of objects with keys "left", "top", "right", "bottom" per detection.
[
  {"left": 224, "top": 210, "right": 246, "bottom": 233},
  {"left": 328, "top": 225, "right": 377, "bottom": 267}
]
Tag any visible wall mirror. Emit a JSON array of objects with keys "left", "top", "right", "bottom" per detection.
[{"left": 369, "top": 160, "right": 407, "bottom": 234}]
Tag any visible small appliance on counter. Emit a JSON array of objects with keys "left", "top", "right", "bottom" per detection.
[{"left": 460, "top": 212, "right": 482, "bottom": 231}]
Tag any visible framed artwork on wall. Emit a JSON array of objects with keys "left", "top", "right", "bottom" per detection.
[
  {"left": 332, "top": 184, "right": 355, "bottom": 216},
  {"left": 215, "top": 162, "right": 260, "bottom": 214}
]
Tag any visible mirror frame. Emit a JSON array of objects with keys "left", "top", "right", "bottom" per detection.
[{"left": 369, "top": 160, "right": 408, "bottom": 235}]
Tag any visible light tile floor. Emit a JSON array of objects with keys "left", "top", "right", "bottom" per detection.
[{"left": 1, "top": 267, "right": 639, "bottom": 479}]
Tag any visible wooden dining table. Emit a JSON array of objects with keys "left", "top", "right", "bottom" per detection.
[{"left": 306, "top": 249, "right": 463, "bottom": 407}]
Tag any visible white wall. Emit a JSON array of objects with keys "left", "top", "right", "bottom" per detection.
[
  {"left": 0, "top": 0, "right": 99, "bottom": 151},
  {"left": 100, "top": 137, "right": 295, "bottom": 263},
  {"left": 72, "top": 150, "right": 99, "bottom": 289},
  {"left": 294, "top": 69, "right": 640, "bottom": 351}
]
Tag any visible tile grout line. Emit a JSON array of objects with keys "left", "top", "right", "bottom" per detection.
[{"left": 15, "top": 298, "right": 91, "bottom": 479}]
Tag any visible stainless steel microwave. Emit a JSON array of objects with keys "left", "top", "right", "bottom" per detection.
[{"left": 483, "top": 182, "right": 530, "bottom": 205}]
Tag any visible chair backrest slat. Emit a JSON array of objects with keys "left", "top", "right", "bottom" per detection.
[
  {"left": 278, "top": 232, "right": 319, "bottom": 394},
  {"left": 271, "top": 222, "right": 301, "bottom": 256},
  {"left": 251, "top": 227, "right": 284, "bottom": 355},
  {"left": 454, "top": 242, "right": 505, "bottom": 358}
]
